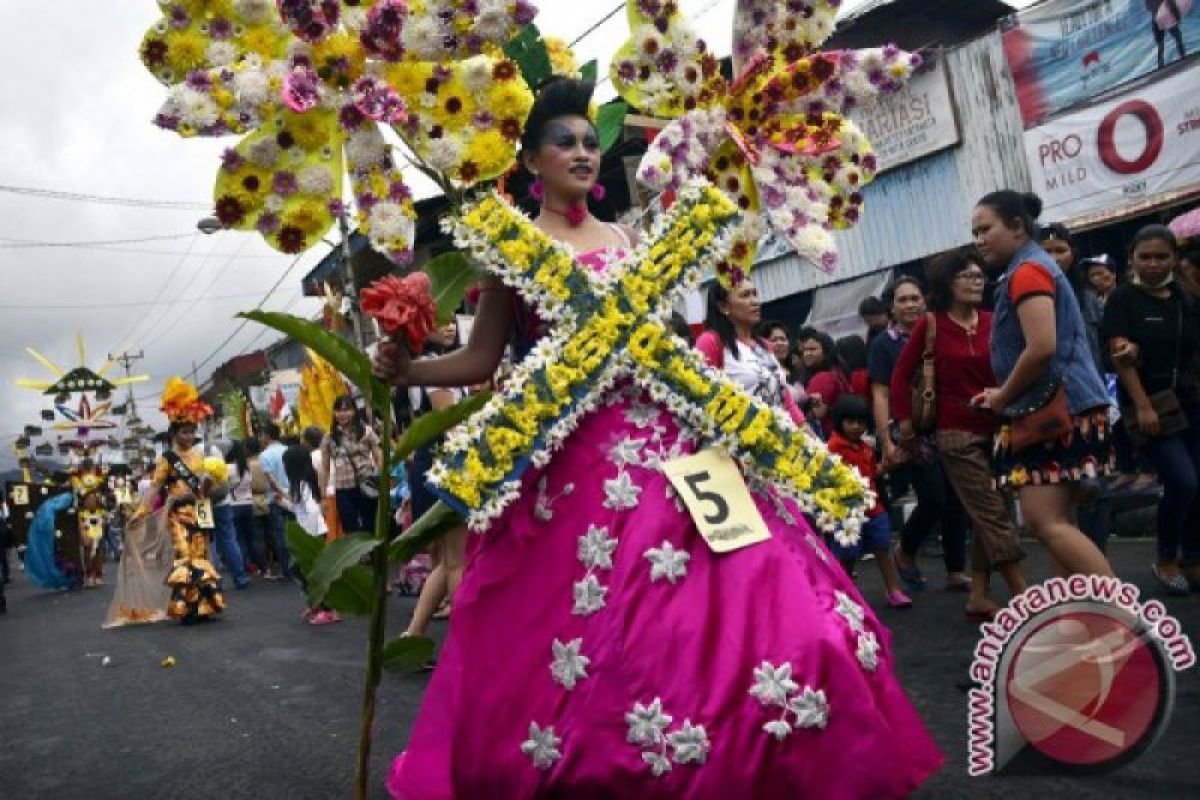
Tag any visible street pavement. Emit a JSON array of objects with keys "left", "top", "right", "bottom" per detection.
[{"left": 1, "top": 535, "right": 1197, "bottom": 799}]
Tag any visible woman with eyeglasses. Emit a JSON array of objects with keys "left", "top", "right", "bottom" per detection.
[{"left": 892, "top": 250, "right": 1028, "bottom": 620}]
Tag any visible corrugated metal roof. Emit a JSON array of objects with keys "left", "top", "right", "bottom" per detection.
[{"left": 753, "top": 31, "right": 1032, "bottom": 303}]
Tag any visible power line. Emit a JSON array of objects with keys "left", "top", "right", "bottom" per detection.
[
  {"left": 570, "top": 3, "right": 626, "bottom": 47},
  {"left": 0, "top": 232, "right": 195, "bottom": 250},
  {"left": 0, "top": 183, "right": 209, "bottom": 211},
  {"left": 107, "top": 233, "right": 201, "bottom": 357},
  {"left": 0, "top": 290, "right": 274, "bottom": 311}
]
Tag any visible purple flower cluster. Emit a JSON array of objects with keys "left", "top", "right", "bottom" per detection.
[
  {"left": 277, "top": 0, "right": 342, "bottom": 42},
  {"left": 360, "top": 0, "right": 408, "bottom": 62},
  {"left": 282, "top": 65, "right": 323, "bottom": 114},
  {"left": 352, "top": 76, "right": 408, "bottom": 124}
]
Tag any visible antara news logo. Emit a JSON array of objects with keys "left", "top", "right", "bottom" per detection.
[{"left": 968, "top": 575, "right": 1195, "bottom": 776}]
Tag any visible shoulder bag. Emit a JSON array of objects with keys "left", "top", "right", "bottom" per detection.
[
  {"left": 1123, "top": 294, "right": 1189, "bottom": 446},
  {"left": 911, "top": 313, "right": 938, "bottom": 435},
  {"left": 341, "top": 437, "right": 380, "bottom": 499}
]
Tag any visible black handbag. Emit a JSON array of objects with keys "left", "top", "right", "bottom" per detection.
[{"left": 1122, "top": 295, "right": 1190, "bottom": 446}]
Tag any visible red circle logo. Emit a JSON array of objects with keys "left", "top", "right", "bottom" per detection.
[
  {"left": 1005, "top": 610, "right": 1165, "bottom": 767},
  {"left": 1097, "top": 100, "right": 1163, "bottom": 175}
]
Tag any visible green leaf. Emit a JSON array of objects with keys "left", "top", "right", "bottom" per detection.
[
  {"left": 394, "top": 391, "right": 492, "bottom": 461},
  {"left": 504, "top": 24, "right": 552, "bottom": 89},
  {"left": 389, "top": 501, "right": 464, "bottom": 564},
  {"left": 382, "top": 635, "right": 435, "bottom": 673},
  {"left": 286, "top": 523, "right": 374, "bottom": 615},
  {"left": 596, "top": 100, "right": 629, "bottom": 153},
  {"left": 306, "top": 533, "right": 381, "bottom": 609},
  {"left": 425, "top": 252, "right": 482, "bottom": 325},
  {"left": 286, "top": 521, "right": 323, "bottom": 576},
  {"left": 237, "top": 310, "right": 391, "bottom": 414},
  {"left": 580, "top": 59, "right": 598, "bottom": 85}
]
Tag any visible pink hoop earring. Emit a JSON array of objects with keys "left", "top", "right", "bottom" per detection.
[
  {"left": 590, "top": 183, "right": 606, "bottom": 201},
  {"left": 529, "top": 179, "right": 544, "bottom": 201}
]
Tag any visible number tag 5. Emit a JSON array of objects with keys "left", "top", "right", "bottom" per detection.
[{"left": 663, "top": 448, "right": 770, "bottom": 553}]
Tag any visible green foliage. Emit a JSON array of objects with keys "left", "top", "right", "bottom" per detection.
[
  {"left": 580, "top": 59, "right": 598, "bottom": 85},
  {"left": 286, "top": 523, "right": 374, "bottom": 616},
  {"left": 395, "top": 391, "right": 492, "bottom": 462},
  {"left": 390, "top": 501, "right": 464, "bottom": 564},
  {"left": 504, "top": 24, "right": 553, "bottom": 89},
  {"left": 382, "top": 635, "right": 436, "bottom": 673},
  {"left": 597, "top": 100, "right": 629, "bottom": 153},
  {"left": 425, "top": 252, "right": 483, "bottom": 325},
  {"left": 237, "top": 310, "right": 390, "bottom": 413},
  {"left": 307, "top": 533, "right": 381, "bottom": 609}
]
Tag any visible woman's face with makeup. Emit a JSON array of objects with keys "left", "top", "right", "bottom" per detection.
[{"left": 525, "top": 115, "right": 601, "bottom": 200}]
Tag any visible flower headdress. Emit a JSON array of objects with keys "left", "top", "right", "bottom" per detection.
[
  {"left": 160, "top": 376, "right": 214, "bottom": 425},
  {"left": 141, "top": 0, "right": 538, "bottom": 264},
  {"left": 611, "top": 0, "right": 920, "bottom": 286}
]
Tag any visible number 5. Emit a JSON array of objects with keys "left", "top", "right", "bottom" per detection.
[{"left": 683, "top": 471, "right": 730, "bottom": 525}]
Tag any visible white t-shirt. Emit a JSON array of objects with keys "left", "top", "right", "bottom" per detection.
[
  {"left": 277, "top": 482, "right": 327, "bottom": 537},
  {"left": 723, "top": 340, "right": 791, "bottom": 407}
]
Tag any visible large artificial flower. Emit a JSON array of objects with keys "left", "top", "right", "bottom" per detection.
[
  {"left": 160, "top": 376, "right": 214, "bottom": 425},
  {"left": 141, "top": 0, "right": 541, "bottom": 264},
  {"left": 360, "top": 271, "right": 436, "bottom": 351},
  {"left": 612, "top": 0, "right": 919, "bottom": 286}
]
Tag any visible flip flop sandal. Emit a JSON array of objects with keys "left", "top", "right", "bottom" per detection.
[{"left": 1151, "top": 563, "right": 1189, "bottom": 596}]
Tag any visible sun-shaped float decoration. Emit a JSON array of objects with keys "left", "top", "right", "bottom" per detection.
[{"left": 15, "top": 333, "right": 150, "bottom": 443}]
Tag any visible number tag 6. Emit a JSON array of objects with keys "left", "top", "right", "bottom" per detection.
[{"left": 663, "top": 448, "right": 770, "bottom": 553}]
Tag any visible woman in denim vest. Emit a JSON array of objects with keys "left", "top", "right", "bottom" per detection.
[{"left": 969, "top": 191, "right": 1114, "bottom": 578}]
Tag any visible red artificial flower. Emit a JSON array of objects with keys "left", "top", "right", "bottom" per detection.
[{"left": 360, "top": 271, "right": 436, "bottom": 352}]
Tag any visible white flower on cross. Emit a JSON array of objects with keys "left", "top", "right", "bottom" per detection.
[
  {"left": 625, "top": 698, "right": 672, "bottom": 747},
  {"left": 609, "top": 437, "right": 644, "bottom": 468},
  {"left": 856, "top": 631, "right": 880, "bottom": 673},
  {"left": 550, "top": 638, "right": 590, "bottom": 691},
  {"left": 833, "top": 591, "right": 866, "bottom": 633},
  {"left": 749, "top": 661, "right": 800, "bottom": 706}
]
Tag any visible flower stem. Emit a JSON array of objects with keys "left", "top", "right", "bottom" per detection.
[{"left": 354, "top": 404, "right": 394, "bottom": 800}]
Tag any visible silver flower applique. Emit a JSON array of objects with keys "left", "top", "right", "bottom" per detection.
[
  {"left": 603, "top": 471, "right": 642, "bottom": 511},
  {"left": 609, "top": 436, "right": 644, "bottom": 468},
  {"left": 520, "top": 721, "right": 562, "bottom": 769},
  {"left": 572, "top": 574, "right": 608, "bottom": 616},
  {"left": 748, "top": 660, "right": 830, "bottom": 740},
  {"left": 534, "top": 475, "right": 575, "bottom": 521},
  {"left": 625, "top": 401, "right": 662, "bottom": 429},
  {"left": 550, "top": 638, "right": 590, "bottom": 691},
  {"left": 578, "top": 524, "right": 617, "bottom": 571},
  {"left": 645, "top": 540, "right": 691, "bottom": 585},
  {"left": 833, "top": 591, "right": 866, "bottom": 632},
  {"left": 666, "top": 720, "right": 711, "bottom": 765},
  {"left": 625, "top": 698, "right": 672, "bottom": 747},
  {"left": 856, "top": 631, "right": 880, "bottom": 672},
  {"left": 749, "top": 661, "right": 800, "bottom": 706}
]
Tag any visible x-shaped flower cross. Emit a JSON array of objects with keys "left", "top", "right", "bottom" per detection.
[{"left": 431, "top": 180, "right": 867, "bottom": 536}]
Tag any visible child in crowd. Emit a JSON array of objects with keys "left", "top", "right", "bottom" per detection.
[
  {"left": 826, "top": 395, "right": 913, "bottom": 609},
  {"left": 268, "top": 445, "right": 340, "bottom": 626}
]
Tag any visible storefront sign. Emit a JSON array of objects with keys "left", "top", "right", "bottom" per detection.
[
  {"left": 851, "top": 62, "right": 960, "bottom": 172},
  {"left": 1002, "top": 0, "right": 1199, "bottom": 127},
  {"left": 1024, "top": 63, "right": 1200, "bottom": 224}
]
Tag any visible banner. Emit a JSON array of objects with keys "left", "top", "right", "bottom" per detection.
[
  {"left": 1024, "top": 62, "right": 1200, "bottom": 224},
  {"left": 1002, "top": 0, "right": 1199, "bottom": 127},
  {"left": 850, "top": 61, "right": 961, "bottom": 173}
]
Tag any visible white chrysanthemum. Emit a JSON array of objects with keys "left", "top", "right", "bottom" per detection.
[
  {"left": 345, "top": 128, "right": 387, "bottom": 168},
  {"left": 368, "top": 202, "right": 412, "bottom": 242},
  {"left": 232, "top": 66, "right": 270, "bottom": 107},
  {"left": 473, "top": 0, "right": 512, "bottom": 42},
  {"left": 205, "top": 41, "right": 238, "bottom": 67},
  {"left": 631, "top": 24, "right": 666, "bottom": 63},
  {"left": 639, "top": 73, "right": 674, "bottom": 110},
  {"left": 426, "top": 136, "right": 464, "bottom": 172},
  {"left": 462, "top": 56, "right": 494, "bottom": 95},
  {"left": 233, "top": 0, "right": 274, "bottom": 25},
  {"left": 297, "top": 164, "right": 334, "bottom": 196},
  {"left": 403, "top": 16, "right": 444, "bottom": 61},
  {"left": 342, "top": 6, "right": 369, "bottom": 32},
  {"left": 172, "top": 86, "right": 220, "bottom": 128},
  {"left": 264, "top": 194, "right": 285, "bottom": 213}
]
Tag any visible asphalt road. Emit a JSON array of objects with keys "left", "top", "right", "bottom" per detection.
[{"left": 1, "top": 536, "right": 1197, "bottom": 799}]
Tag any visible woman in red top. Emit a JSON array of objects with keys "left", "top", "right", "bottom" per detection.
[
  {"left": 892, "top": 250, "right": 1028, "bottom": 620},
  {"left": 798, "top": 329, "right": 849, "bottom": 437}
]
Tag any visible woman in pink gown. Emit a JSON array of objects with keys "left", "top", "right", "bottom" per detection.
[{"left": 378, "top": 79, "right": 942, "bottom": 799}]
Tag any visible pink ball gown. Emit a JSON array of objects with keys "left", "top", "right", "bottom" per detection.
[{"left": 388, "top": 249, "right": 942, "bottom": 799}]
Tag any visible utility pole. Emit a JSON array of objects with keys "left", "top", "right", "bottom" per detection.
[{"left": 108, "top": 349, "right": 145, "bottom": 464}]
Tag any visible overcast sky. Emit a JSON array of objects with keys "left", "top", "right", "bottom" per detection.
[{"left": 0, "top": 0, "right": 1035, "bottom": 469}]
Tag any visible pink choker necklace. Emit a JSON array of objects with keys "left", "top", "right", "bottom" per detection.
[{"left": 543, "top": 202, "right": 588, "bottom": 227}]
